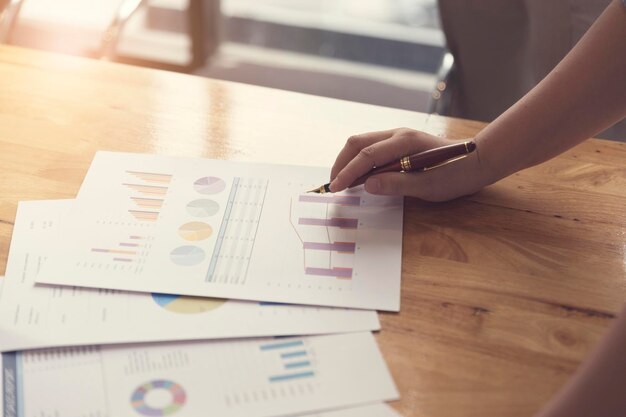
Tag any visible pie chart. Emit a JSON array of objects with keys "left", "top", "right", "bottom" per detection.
[
  {"left": 152, "top": 293, "right": 226, "bottom": 314},
  {"left": 186, "top": 199, "right": 220, "bottom": 217},
  {"left": 193, "top": 176, "right": 226, "bottom": 194},
  {"left": 178, "top": 222, "right": 213, "bottom": 241},
  {"left": 131, "top": 379, "right": 186, "bottom": 416},
  {"left": 170, "top": 245, "right": 205, "bottom": 266}
]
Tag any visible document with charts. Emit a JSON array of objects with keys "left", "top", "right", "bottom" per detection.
[
  {"left": 0, "top": 333, "right": 398, "bottom": 417},
  {"left": 0, "top": 200, "right": 379, "bottom": 352},
  {"left": 37, "top": 152, "right": 404, "bottom": 310}
]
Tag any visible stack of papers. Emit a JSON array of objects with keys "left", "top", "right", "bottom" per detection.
[{"left": 0, "top": 152, "right": 405, "bottom": 416}]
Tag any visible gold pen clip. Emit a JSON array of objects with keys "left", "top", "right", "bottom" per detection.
[{"left": 422, "top": 154, "right": 470, "bottom": 171}]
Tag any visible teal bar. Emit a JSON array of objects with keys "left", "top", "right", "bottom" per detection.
[
  {"left": 269, "top": 371, "right": 315, "bottom": 383},
  {"left": 281, "top": 350, "right": 307, "bottom": 359},
  {"left": 285, "top": 360, "right": 311, "bottom": 369},
  {"left": 259, "top": 340, "right": 304, "bottom": 351}
]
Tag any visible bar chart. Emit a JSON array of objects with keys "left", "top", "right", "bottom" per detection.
[
  {"left": 290, "top": 193, "right": 362, "bottom": 280},
  {"left": 260, "top": 339, "right": 316, "bottom": 384},
  {"left": 298, "top": 195, "right": 361, "bottom": 206},
  {"left": 123, "top": 170, "right": 172, "bottom": 222},
  {"left": 90, "top": 235, "right": 153, "bottom": 271}
]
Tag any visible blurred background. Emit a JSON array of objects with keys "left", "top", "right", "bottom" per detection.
[
  {"left": 0, "top": 0, "right": 622, "bottom": 139},
  {"left": 1, "top": 0, "right": 443, "bottom": 113}
]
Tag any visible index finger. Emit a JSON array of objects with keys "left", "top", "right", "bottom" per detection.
[
  {"left": 330, "top": 132, "right": 422, "bottom": 192},
  {"left": 330, "top": 129, "right": 398, "bottom": 180}
]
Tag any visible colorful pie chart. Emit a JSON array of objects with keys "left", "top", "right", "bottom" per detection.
[
  {"left": 178, "top": 222, "right": 213, "bottom": 241},
  {"left": 186, "top": 199, "right": 220, "bottom": 217},
  {"left": 131, "top": 379, "right": 186, "bottom": 416},
  {"left": 152, "top": 293, "right": 226, "bottom": 314},
  {"left": 169, "top": 245, "right": 205, "bottom": 266},
  {"left": 193, "top": 176, "right": 226, "bottom": 194}
]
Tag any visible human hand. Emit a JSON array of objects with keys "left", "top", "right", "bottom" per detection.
[{"left": 329, "top": 128, "right": 495, "bottom": 202}]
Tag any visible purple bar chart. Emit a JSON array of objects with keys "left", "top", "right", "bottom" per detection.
[
  {"left": 302, "top": 242, "right": 356, "bottom": 253},
  {"left": 305, "top": 267, "right": 353, "bottom": 279},
  {"left": 291, "top": 193, "right": 361, "bottom": 281},
  {"left": 91, "top": 236, "right": 146, "bottom": 263},
  {"left": 298, "top": 195, "right": 361, "bottom": 206},
  {"left": 298, "top": 217, "right": 358, "bottom": 229}
]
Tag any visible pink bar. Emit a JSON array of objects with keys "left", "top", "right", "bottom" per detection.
[
  {"left": 305, "top": 267, "right": 353, "bottom": 278},
  {"left": 91, "top": 249, "right": 136, "bottom": 255},
  {"left": 303, "top": 242, "right": 355, "bottom": 252},
  {"left": 298, "top": 217, "right": 358, "bottom": 228},
  {"left": 298, "top": 195, "right": 360, "bottom": 206}
]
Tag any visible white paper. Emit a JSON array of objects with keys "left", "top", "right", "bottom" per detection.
[
  {"left": 37, "top": 152, "right": 403, "bottom": 310},
  {"left": 0, "top": 332, "right": 398, "bottom": 417},
  {"left": 318, "top": 404, "right": 402, "bottom": 417},
  {"left": 0, "top": 200, "right": 379, "bottom": 352}
]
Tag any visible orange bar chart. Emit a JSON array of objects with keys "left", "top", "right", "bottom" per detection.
[
  {"left": 123, "top": 184, "right": 168, "bottom": 196},
  {"left": 126, "top": 171, "right": 172, "bottom": 184},
  {"left": 123, "top": 171, "right": 171, "bottom": 222},
  {"left": 129, "top": 210, "right": 159, "bottom": 222}
]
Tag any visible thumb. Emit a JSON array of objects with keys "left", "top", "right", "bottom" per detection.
[
  {"left": 364, "top": 171, "right": 446, "bottom": 200},
  {"left": 364, "top": 172, "right": 416, "bottom": 196}
]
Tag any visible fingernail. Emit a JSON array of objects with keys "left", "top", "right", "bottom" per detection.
[
  {"left": 328, "top": 181, "right": 337, "bottom": 192},
  {"left": 365, "top": 178, "right": 380, "bottom": 193}
]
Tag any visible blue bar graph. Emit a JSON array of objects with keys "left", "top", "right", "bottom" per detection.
[
  {"left": 260, "top": 338, "right": 316, "bottom": 384},
  {"left": 269, "top": 371, "right": 315, "bottom": 383}
]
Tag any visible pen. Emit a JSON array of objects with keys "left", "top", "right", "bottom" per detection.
[{"left": 308, "top": 140, "right": 477, "bottom": 194}]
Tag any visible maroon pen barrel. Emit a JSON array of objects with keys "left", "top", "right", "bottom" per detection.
[
  {"left": 347, "top": 141, "right": 475, "bottom": 189},
  {"left": 407, "top": 141, "right": 475, "bottom": 172}
]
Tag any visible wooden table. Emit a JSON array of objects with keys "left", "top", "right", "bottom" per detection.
[{"left": 1, "top": 45, "right": 625, "bottom": 417}]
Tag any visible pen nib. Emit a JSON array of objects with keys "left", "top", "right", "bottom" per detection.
[{"left": 307, "top": 183, "right": 331, "bottom": 194}]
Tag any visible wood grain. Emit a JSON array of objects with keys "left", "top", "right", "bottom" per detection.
[{"left": 1, "top": 45, "right": 624, "bottom": 417}]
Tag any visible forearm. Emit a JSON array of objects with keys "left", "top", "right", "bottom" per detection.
[
  {"left": 477, "top": 0, "right": 626, "bottom": 181},
  {"left": 534, "top": 304, "right": 626, "bottom": 417}
]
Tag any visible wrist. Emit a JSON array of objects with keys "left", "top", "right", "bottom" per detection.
[{"left": 462, "top": 136, "right": 501, "bottom": 191}]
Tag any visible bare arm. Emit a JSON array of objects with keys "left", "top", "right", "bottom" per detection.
[
  {"left": 329, "top": 0, "right": 626, "bottom": 201},
  {"left": 533, "top": 304, "right": 626, "bottom": 417},
  {"left": 479, "top": 0, "right": 626, "bottom": 180}
]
